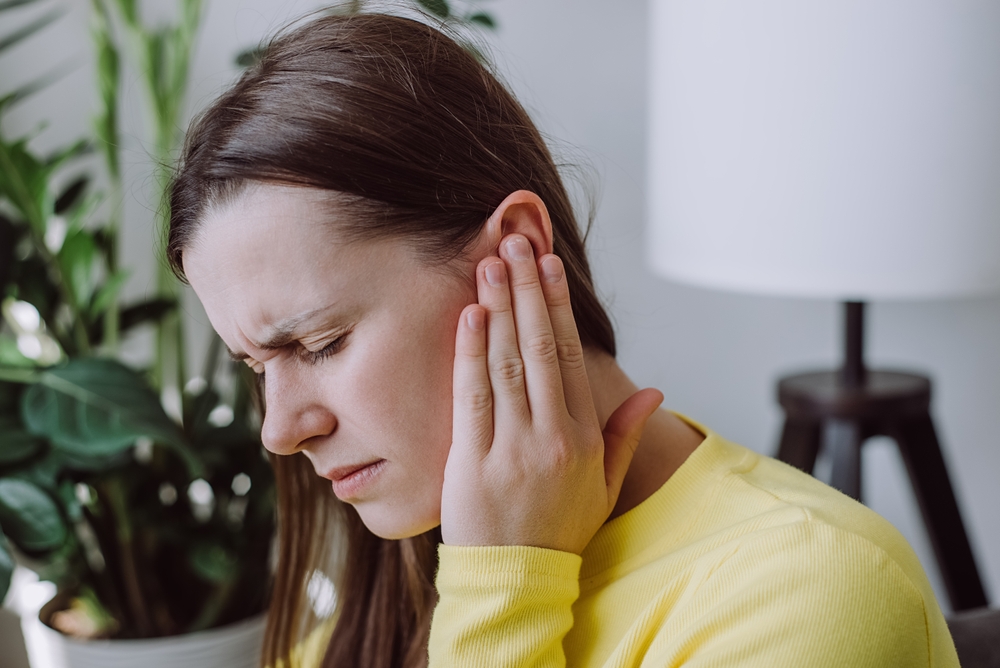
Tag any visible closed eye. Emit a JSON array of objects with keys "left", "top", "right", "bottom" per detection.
[{"left": 303, "top": 330, "right": 351, "bottom": 364}]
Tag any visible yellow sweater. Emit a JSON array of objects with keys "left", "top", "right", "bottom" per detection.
[
  {"left": 290, "top": 419, "right": 959, "bottom": 666},
  {"left": 427, "top": 420, "right": 959, "bottom": 667}
]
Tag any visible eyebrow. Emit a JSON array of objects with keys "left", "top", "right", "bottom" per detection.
[{"left": 225, "top": 304, "right": 340, "bottom": 361}]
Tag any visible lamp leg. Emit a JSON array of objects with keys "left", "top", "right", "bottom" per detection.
[
  {"left": 892, "top": 413, "right": 988, "bottom": 611},
  {"left": 826, "top": 418, "right": 863, "bottom": 501},
  {"left": 777, "top": 418, "right": 822, "bottom": 473}
]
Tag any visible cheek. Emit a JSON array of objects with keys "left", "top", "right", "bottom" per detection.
[{"left": 346, "top": 302, "right": 465, "bottom": 453}]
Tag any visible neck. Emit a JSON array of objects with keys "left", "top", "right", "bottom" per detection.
[{"left": 583, "top": 349, "right": 704, "bottom": 520}]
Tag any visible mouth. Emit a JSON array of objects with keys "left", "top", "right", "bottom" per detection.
[{"left": 323, "top": 459, "right": 387, "bottom": 500}]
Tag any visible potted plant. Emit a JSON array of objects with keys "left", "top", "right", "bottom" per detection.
[
  {"left": 0, "top": 0, "right": 496, "bottom": 664},
  {"left": 0, "top": 0, "right": 276, "bottom": 663}
]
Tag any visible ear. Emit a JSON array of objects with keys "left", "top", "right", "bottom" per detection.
[{"left": 480, "top": 190, "right": 554, "bottom": 259}]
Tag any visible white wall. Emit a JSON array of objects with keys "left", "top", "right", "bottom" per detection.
[{"left": 5, "top": 0, "right": 998, "bottom": 614}]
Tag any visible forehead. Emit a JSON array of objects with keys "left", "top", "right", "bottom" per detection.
[
  {"left": 195, "top": 183, "right": 336, "bottom": 260},
  {"left": 182, "top": 184, "right": 421, "bottom": 347}
]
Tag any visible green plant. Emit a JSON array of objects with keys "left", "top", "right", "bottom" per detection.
[
  {"left": 0, "top": 0, "right": 496, "bottom": 638},
  {"left": 0, "top": 0, "right": 275, "bottom": 638}
]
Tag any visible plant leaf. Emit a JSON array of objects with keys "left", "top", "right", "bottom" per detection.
[
  {"left": 57, "top": 229, "right": 97, "bottom": 309},
  {"left": 0, "top": 9, "right": 63, "bottom": 54},
  {"left": 234, "top": 45, "right": 264, "bottom": 69},
  {"left": 0, "top": 338, "right": 35, "bottom": 369},
  {"left": 45, "top": 139, "right": 91, "bottom": 171},
  {"left": 0, "top": 73, "right": 58, "bottom": 111},
  {"left": 416, "top": 0, "right": 450, "bottom": 19},
  {"left": 54, "top": 176, "right": 89, "bottom": 214},
  {"left": 467, "top": 12, "right": 496, "bottom": 29},
  {"left": 119, "top": 298, "right": 176, "bottom": 331},
  {"left": 0, "top": 477, "right": 66, "bottom": 551},
  {"left": 111, "top": 0, "right": 138, "bottom": 28},
  {"left": 0, "top": 381, "right": 18, "bottom": 412},
  {"left": 0, "top": 0, "right": 44, "bottom": 11},
  {"left": 92, "top": 0, "right": 121, "bottom": 179},
  {"left": 0, "top": 415, "right": 45, "bottom": 464},
  {"left": 89, "top": 269, "right": 129, "bottom": 318},
  {"left": 189, "top": 541, "right": 238, "bottom": 584},
  {"left": 20, "top": 358, "right": 185, "bottom": 455},
  {"left": 0, "top": 213, "right": 14, "bottom": 286}
]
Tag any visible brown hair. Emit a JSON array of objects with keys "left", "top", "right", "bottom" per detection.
[{"left": 167, "top": 12, "right": 615, "bottom": 668}]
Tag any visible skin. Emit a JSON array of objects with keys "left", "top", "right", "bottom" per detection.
[{"left": 184, "top": 183, "right": 704, "bottom": 549}]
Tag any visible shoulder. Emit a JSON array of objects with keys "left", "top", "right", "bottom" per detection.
[
  {"left": 699, "top": 434, "right": 939, "bottom": 617},
  {"left": 649, "top": 519, "right": 945, "bottom": 667},
  {"left": 650, "top": 429, "right": 957, "bottom": 666},
  {"left": 721, "top": 439, "right": 934, "bottom": 592}
]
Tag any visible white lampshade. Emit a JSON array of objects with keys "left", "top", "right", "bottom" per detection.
[{"left": 647, "top": 0, "right": 1000, "bottom": 300}]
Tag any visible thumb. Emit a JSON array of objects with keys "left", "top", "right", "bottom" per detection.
[{"left": 602, "top": 388, "right": 664, "bottom": 503}]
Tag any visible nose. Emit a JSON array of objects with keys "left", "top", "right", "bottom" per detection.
[{"left": 259, "top": 361, "right": 336, "bottom": 455}]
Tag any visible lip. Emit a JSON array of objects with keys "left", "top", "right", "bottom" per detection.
[{"left": 324, "top": 459, "right": 386, "bottom": 500}]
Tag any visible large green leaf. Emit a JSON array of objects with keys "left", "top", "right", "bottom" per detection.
[
  {"left": 0, "top": 415, "right": 44, "bottom": 465},
  {"left": 20, "top": 358, "right": 186, "bottom": 456},
  {"left": 0, "top": 477, "right": 66, "bottom": 551}
]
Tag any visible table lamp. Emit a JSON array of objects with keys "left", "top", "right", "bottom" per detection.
[{"left": 646, "top": 0, "right": 1000, "bottom": 612}]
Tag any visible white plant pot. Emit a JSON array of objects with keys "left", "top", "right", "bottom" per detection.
[
  {"left": 12, "top": 569, "right": 266, "bottom": 668},
  {"left": 21, "top": 613, "right": 266, "bottom": 668}
]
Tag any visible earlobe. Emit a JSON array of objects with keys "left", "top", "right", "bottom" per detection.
[{"left": 486, "top": 190, "right": 555, "bottom": 258}]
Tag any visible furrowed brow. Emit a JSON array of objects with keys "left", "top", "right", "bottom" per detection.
[
  {"left": 226, "top": 330, "right": 296, "bottom": 362},
  {"left": 223, "top": 305, "right": 340, "bottom": 362}
]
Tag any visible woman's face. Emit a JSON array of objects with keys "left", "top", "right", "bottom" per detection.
[{"left": 184, "top": 184, "right": 478, "bottom": 539}]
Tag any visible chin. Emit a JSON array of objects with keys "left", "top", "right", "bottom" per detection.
[{"left": 354, "top": 503, "right": 441, "bottom": 540}]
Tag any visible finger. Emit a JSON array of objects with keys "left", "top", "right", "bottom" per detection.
[
  {"left": 602, "top": 388, "right": 664, "bottom": 504},
  {"left": 536, "top": 253, "right": 597, "bottom": 423},
  {"left": 499, "top": 234, "right": 564, "bottom": 420},
  {"left": 451, "top": 304, "right": 494, "bottom": 457},
  {"left": 477, "top": 256, "right": 530, "bottom": 421}
]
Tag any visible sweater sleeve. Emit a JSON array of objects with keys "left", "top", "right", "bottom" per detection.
[{"left": 428, "top": 544, "right": 583, "bottom": 667}]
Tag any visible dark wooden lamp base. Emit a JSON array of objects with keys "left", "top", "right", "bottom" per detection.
[{"left": 775, "top": 302, "right": 988, "bottom": 612}]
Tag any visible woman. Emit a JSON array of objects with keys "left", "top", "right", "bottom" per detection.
[{"left": 168, "top": 12, "right": 959, "bottom": 668}]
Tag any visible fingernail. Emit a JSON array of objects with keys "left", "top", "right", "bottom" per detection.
[
  {"left": 467, "top": 308, "right": 485, "bottom": 331},
  {"left": 541, "top": 256, "right": 563, "bottom": 283},
  {"left": 505, "top": 235, "right": 531, "bottom": 260},
  {"left": 485, "top": 261, "right": 506, "bottom": 286}
]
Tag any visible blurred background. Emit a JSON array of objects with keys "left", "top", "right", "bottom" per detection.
[{"left": 3, "top": 0, "right": 997, "bottom": 626}]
